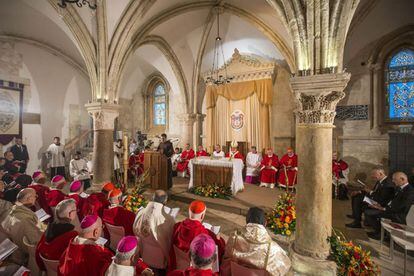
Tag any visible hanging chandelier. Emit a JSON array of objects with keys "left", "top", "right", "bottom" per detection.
[
  {"left": 58, "top": 0, "right": 97, "bottom": 10},
  {"left": 205, "top": 8, "right": 233, "bottom": 85}
]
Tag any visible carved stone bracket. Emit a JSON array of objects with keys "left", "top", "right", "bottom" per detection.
[
  {"left": 291, "top": 73, "right": 351, "bottom": 125},
  {"left": 178, "top": 113, "right": 197, "bottom": 126},
  {"left": 85, "top": 102, "right": 120, "bottom": 130}
]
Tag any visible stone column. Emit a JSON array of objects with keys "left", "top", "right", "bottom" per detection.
[
  {"left": 290, "top": 73, "right": 350, "bottom": 275},
  {"left": 178, "top": 113, "right": 196, "bottom": 146},
  {"left": 194, "top": 113, "right": 206, "bottom": 147},
  {"left": 86, "top": 102, "right": 119, "bottom": 191}
]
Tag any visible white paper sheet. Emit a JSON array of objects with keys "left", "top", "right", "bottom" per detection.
[
  {"left": 13, "top": 266, "right": 30, "bottom": 276},
  {"left": 202, "top": 223, "right": 221, "bottom": 235},
  {"left": 35, "top": 208, "right": 51, "bottom": 222},
  {"left": 164, "top": 206, "right": 180, "bottom": 218},
  {"left": 357, "top": 180, "right": 366, "bottom": 187},
  {"left": 363, "top": 196, "right": 378, "bottom": 206},
  {"left": 80, "top": 192, "right": 89, "bottom": 198},
  {"left": 0, "top": 238, "right": 18, "bottom": 261},
  {"left": 96, "top": 237, "right": 108, "bottom": 246}
]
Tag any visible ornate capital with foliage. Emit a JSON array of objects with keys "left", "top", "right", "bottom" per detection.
[
  {"left": 291, "top": 73, "right": 350, "bottom": 125},
  {"left": 86, "top": 102, "right": 120, "bottom": 130}
]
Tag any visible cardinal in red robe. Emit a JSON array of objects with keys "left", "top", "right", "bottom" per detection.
[
  {"left": 260, "top": 148, "right": 279, "bottom": 188},
  {"left": 29, "top": 170, "right": 51, "bottom": 214},
  {"left": 277, "top": 147, "right": 298, "bottom": 188},
  {"left": 58, "top": 215, "right": 113, "bottom": 276},
  {"left": 168, "top": 200, "right": 225, "bottom": 272},
  {"left": 102, "top": 188, "right": 135, "bottom": 236},
  {"left": 176, "top": 144, "right": 195, "bottom": 177},
  {"left": 196, "top": 145, "right": 209, "bottom": 157},
  {"left": 332, "top": 152, "right": 349, "bottom": 180},
  {"left": 128, "top": 149, "right": 144, "bottom": 179},
  {"left": 79, "top": 182, "right": 113, "bottom": 218},
  {"left": 225, "top": 141, "right": 244, "bottom": 160},
  {"left": 46, "top": 175, "right": 68, "bottom": 210},
  {"left": 169, "top": 234, "right": 219, "bottom": 276}
]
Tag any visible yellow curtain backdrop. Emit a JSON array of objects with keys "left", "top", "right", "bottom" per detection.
[{"left": 206, "top": 78, "right": 272, "bottom": 152}]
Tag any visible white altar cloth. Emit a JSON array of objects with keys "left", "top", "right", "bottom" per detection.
[{"left": 188, "top": 157, "right": 244, "bottom": 195}]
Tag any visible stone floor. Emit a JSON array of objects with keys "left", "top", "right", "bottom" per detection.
[{"left": 156, "top": 177, "right": 414, "bottom": 275}]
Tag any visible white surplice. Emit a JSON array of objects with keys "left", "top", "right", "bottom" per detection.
[{"left": 246, "top": 152, "right": 262, "bottom": 177}]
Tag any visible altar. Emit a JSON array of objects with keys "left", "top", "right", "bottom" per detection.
[{"left": 188, "top": 157, "right": 244, "bottom": 195}]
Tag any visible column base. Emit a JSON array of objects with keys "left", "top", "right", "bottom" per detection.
[{"left": 290, "top": 248, "right": 337, "bottom": 276}]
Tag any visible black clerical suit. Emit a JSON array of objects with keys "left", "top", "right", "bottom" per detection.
[
  {"left": 365, "top": 184, "right": 414, "bottom": 234},
  {"left": 351, "top": 177, "right": 395, "bottom": 223},
  {"left": 158, "top": 140, "right": 174, "bottom": 189},
  {"left": 10, "top": 144, "right": 29, "bottom": 173}
]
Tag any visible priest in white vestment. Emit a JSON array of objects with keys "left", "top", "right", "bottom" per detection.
[
  {"left": 212, "top": 144, "right": 225, "bottom": 158},
  {"left": 245, "top": 146, "right": 262, "bottom": 184},
  {"left": 133, "top": 190, "right": 175, "bottom": 270}
]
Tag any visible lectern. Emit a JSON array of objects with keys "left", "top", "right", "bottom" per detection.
[{"left": 143, "top": 151, "right": 168, "bottom": 190}]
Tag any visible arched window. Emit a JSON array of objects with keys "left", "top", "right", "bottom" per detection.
[
  {"left": 385, "top": 48, "right": 414, "bottom": 122},
  {"left": 153, "top": 84, "right": 166, "bottom": 126},
  {"left": 144, "top": 75, "right": 169, "bottom": 131}
]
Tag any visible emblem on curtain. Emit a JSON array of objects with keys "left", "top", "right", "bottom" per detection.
[{"left": 231, "top": 110, "right": 244, "bottom": 131}]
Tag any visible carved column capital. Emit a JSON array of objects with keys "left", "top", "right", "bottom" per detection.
[
  {"left": 291, "top": 73, "right": 351, "bottom": 125},
  {"left": 85, "top": 102, "right": 120, "bottom": 130},
  {"left": 178, "top": 113, "right": 197, "bottom": 126}
]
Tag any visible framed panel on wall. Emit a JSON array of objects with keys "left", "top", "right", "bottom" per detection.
[{"left": 0, "top": 80, "right": 24, "bottom": 145}]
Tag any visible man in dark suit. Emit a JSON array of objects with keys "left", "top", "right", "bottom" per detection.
[
  {"left": 158, "top": 133, "right": 174, "bottom": 189},
  {"left": 346, "top": 168, "right": 395, "bottom": 228},
  {"left": 365, "top": 171, "right": 414, "bottom": 240},
  {"left": 9, "top": 138, "right": 29, "bottom": 173}
]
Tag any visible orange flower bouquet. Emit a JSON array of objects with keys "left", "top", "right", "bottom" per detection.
[
  {"left": 266, "top": 192, "right": 296, "bottom": 236},
  {"left": 328, "top": 229, "right": 380, "bottom": 275},
  {"left": 123, "top": 170, "right": 149, "bottom": 213}
]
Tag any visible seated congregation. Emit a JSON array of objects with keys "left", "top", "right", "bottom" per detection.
[{"left": 0, "top": 171, "right": 291, "bottom": 276}]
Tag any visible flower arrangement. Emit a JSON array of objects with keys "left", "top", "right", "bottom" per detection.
[
  {"left": 190, "top": 183, "right": 232, "bottom": 200},
  {"left": 328, "top": 229, "right": 380, "bottom": 276},
  {"left": 123, "top": 170, "right": 150, "bottom": 213},
  {"left": 266, "top": 192, "right": 296, "bottom": 236}
]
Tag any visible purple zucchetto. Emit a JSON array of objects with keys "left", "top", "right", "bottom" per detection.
[
  {"left": 69, "top": 180, "right": 82, "bottom": 192},
  {"left": 80, "top": 215, "right": 99, "bottom": 229},
  {"left": 190, "top": 234, "right": 216, "bottom": 259},
  {"left": 117, "top": 236, "right": 138, "bottom": 253}
]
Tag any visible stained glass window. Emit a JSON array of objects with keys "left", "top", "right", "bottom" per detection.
[
  {"left": 386, "top": 49, "right": 414, "bottom": 122},
  {"left": 153, "top": 84, "right": 166, "bottom": 125}
]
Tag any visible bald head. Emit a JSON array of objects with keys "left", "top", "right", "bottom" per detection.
[
  {"left": 392, "top": 172, "right": 408, "bottom": 187},
  {"left": 153, "top": 190, "right": 168, "bottom": 204},
  {"left": 16, "top": 188, "right": 37, "bottom": 206}
]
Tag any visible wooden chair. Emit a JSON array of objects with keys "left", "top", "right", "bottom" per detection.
[
  {"left": 22, "top": 236, "right": 41, "bottom": 276},
  {"left": 230, "top": 261, "right": 266, "bottom": 276},
  {"left": 104, "top": 222, "right": 125, "bottom": 251},
  {"left": 39, "top": 254, "right": 59, "bottom": 276},
  {"left": 173, "top": 245, "right": 190, "bottom": 270},
  {"left": 140, "top": 234, "right": 166, "bottom": 269}
]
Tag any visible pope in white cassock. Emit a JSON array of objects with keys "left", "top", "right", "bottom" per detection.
[{"left": 245, "top": 146, "right": 262, "bottom": 184}]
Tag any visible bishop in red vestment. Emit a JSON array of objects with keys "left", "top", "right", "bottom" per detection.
[
  {"left": 67, "top": 180, "right": 87, "bottom": 219},
  {"left": 58, "top": 215, "right": 113, "bottom": 276},
  {"left": 168, "top": 201, "right": 225, "bottom": 272},
  {"left": 196, "top": 145, "right": 209, "bottom": 157},
  {"left": 168, "top": 234, "right": 219, "bottom": 276},
  {"left": 277, "top": 147, "right": 298, "bottom": 188},
  {"left": 260, "top": 148, "right": 279, "bottom": 188},
  {"left": 80, "top": 182, "right": 113, "bottom": 218},
  {"left": 29, "top": 170, "right": 51, "bottom": 214},
  {"left": 46, "top": 175, "right": 68, "bottom": 209},
  {"left": 103, "top": 188, "right": 135, "bottom": 236},
  {"left": 176, "top": 144, "right": 195, "bottom": 177},
  {"left": 36, "top": 198, "right": 78, "bottom": 271},
  {"left": 332, "top": 152, "right": 349, "bottom": 181}
]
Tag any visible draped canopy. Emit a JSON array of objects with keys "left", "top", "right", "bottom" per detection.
[{"left": 206, "top": 78, "right": 273, "bottom": 151}]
